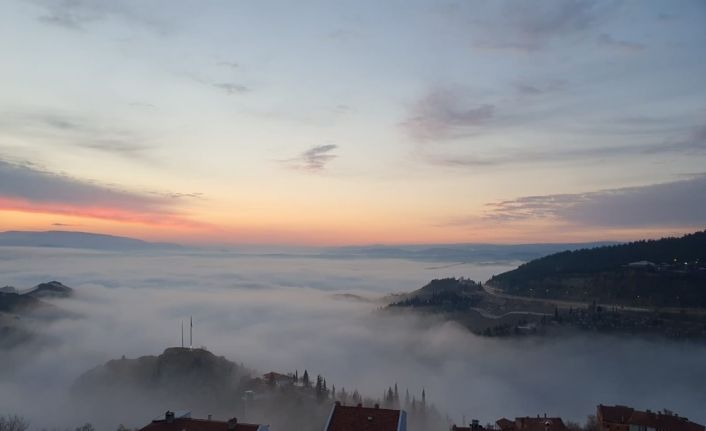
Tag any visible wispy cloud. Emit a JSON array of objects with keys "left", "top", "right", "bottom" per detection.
[
  {"left": 597, "top": 33, "right": 646, "bottom": 53},
  {"left": 128, "top": 102, "right": 157, "bottom": 110},
  {"left": 218, "top": 61, "right": 239, "bottom": 69},
  {"left": 0, "top": 159, "right": 203, "bottom": 227},
  {"left": 472, "top": 0, "right": 602, "bottom": 52},
  {"left": 514, "top": 79, "right": 567, "bottom": 96},
  {"left": 402, "top": 88, "right": 494, "bottom": 142},
  {"left": 0, "top": 111, "right": 153, "bottom": 161},
  {"left": 213, "top": 82, "right": 250, "bottom": 95},
  {"left": 31, "top": 0, "right": 173, "bottom": 33},
  {"left": 282, "top": 144, "right": 338, "bottom": 172},
  {"left": 483, "top": 175, "right": 706, "bottom": 228},
  {"left": 427, "top": 125, "right": 706, "bottom": 167},
  {"left": 34, "top": 0, "right": 103, "bottom": 30}
]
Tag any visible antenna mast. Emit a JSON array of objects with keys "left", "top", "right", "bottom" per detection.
[{"left": 190, "top": 316, "right": 193, "bottom": 349}]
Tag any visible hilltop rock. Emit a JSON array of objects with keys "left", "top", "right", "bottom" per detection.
[
  {"left": 27, "top": 281, "right": 73, "bottom": 298},
  {"left": 387, "top": 278, "right": 483, "bottom": 308},
  {"left": 73, "top": 347, "right": 248, "bottom": 412}
]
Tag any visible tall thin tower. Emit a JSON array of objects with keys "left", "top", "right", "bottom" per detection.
[
  {"left": 181, "top": 320, "right": 184, "bottom": 348},
  {"left": 190, "top": 316, "right": 193, "bottom": 349}
]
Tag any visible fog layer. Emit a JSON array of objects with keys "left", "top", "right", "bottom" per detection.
[{"left": 1, "top": 247, "right": 705, "bottom": 429}]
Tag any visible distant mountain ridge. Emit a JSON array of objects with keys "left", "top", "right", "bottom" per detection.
[
  {"left": 0, "top": 230, "right": 180, "bottom": 251},
  {"left": 323, "top": 242, "right": 618, "bottom": 262}
]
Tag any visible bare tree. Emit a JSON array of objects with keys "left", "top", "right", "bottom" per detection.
[
  {"left": 0, "top": 415, "right": 29, "bottom": 431},
  {"left": 585, "top": 415, "right": 599, "bottom": 431}
]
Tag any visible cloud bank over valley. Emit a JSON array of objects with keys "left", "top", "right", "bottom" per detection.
[{"left": 1, "top": 247, "right": 706, "bottom": 429}]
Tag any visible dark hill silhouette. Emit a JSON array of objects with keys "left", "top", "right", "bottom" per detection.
[
  {"left": 0, "top": 291, "right": 43, "bottom": 313},
  {"left": 489, "top": 231, "right": 706, "bottom": 307},
  {"left": 74, "top": 347, "right": 245, "bottom": 404}
]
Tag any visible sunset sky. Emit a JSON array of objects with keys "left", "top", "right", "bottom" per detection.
[{"left": 1, "top": 0, "right": 705, "bottom": 245}]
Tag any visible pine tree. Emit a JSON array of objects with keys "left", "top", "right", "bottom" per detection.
[
  {"left": 405, "top": 389, "right": 410, "bottom": 408},
  {"left": 302, "top": 369, "right": 310, "bottom": 388},
  {"left": 386, "top": 387, "right": 394, "bottom": 407},
  {"left": 394, "top": 383, "right": 399, "bottom": 407},
  {"left": 294, "top": 370, "right": 299, "bottom": 384},
  {"left": 331, "top": 384, "right": 336, "bottom": 400},
  {"left": 315, "top": 375, "right": 325, "bottom": 401}
]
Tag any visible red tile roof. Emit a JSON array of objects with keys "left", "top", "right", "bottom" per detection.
[
  {"left": 140, "top": 418, "right": 261, "bottom": 431},
  {"left": 598, "top": 405, "right": 635, "bottom": 424},
  {"left": 498, "top": 417, "right": 568, "bottom": 431},
  {"left": 325, "top": 404, "right": 403, "bottom": 431},
  {"left": 515, "top": 417, "right": 568, "bottom": 431},
  {"left": 497, "top": 419, "right": 515, "bottom": 430},
  {"left": 655, "top": 414, "right": 706, "bottom": 431},
  {"left": 262, "top": 371, "right": 290, "bottom": 380},
  {"left": 597, "top": 405, "right": 704, "bottom": 431}
]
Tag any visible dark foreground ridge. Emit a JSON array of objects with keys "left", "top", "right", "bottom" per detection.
[
  {"left": 388, "top": 276, "right": 706, "bottom": 340},
  {"left": 489, "top": 230, "right": 706, "bottom": 308}
]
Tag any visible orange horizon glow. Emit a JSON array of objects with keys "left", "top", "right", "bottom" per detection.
[{"left": 1, "top": 207, "right": 700, "bottom": 247}]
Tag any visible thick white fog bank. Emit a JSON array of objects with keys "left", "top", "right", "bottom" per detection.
[
  {"left": 1, "top": 247, "right": 706, "bottom": 429},
  {"left": 0, "top": 247, "right": 516, "bottom": 294}
]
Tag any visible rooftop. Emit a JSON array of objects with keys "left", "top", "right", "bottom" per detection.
[
  {"left": 598, "top": 405, "right": 705, "bottom": 431},
  {"left": 139, "top": 413, "right": 266, "bottom": 431},
  {"left": 324, "top": 403, "right": 405, "bottom": 431}
]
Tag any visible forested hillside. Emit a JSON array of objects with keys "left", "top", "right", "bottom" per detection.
[{"left": 489, "top": 231, "right": 706, "bottom": 307}]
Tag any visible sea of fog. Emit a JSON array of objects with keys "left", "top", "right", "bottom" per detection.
[{"left": 1, "top": 246, "right": 706, "bottom": 428}]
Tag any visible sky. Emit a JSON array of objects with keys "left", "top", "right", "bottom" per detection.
[{"left": 0, "top": 0, "right": 705, "bottom": 245}]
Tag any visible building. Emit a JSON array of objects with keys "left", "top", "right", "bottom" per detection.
[
  {"left": 597, "top": 405, "right": 704, "bottom": 431},
  {"left": 323, "top": 402, "right": 407, "bottom": 431},
  {"left": 452, "top": 419, "right": 485, "bottom": 431},
  {"left": 262, "top": 371, "right": 293, "bottom": 387},
  {"left": 626, "top": 261, "right": 657, "bottom": 269},
  {"left": 139, "top": 411, "right": 269, "bottom": 431},
  {"left": 496, "top": 415, "right": 569, "bottom": 431}
]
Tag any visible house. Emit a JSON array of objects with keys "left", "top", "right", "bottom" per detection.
[
  {"left": 452, "top": 419, "right": 485, "bottom": 431},
  {"left": 626, "top": 261, "right": 657, "bottom": 270},
  {"left": 597, "top": 405, "right": 634, "bottom": 431},
  {"left": 323, "top": 402, "right": 407, "bottom": 431},
  {"left": 496, "top": 415, "right": 569, "bottom": 431},
  {"left": 139, "top": 411, "right": 269, "bottom": 431},
  {"left": 262, "top": 371, "right": 293, "bottom": 387},
  {"left": 597, "top": 405, "right": 704, "bottom": 431}
]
